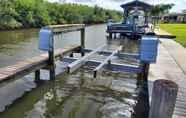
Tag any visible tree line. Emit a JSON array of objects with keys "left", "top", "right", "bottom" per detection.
[
  {"left": 0, "top": 0, "right": 122, "bottom": 30},
  {"left": 150, "top": 4, "right": 174, "bottom": 16}
]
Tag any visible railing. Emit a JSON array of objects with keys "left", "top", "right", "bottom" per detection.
[{"left": 38, "top": 24, "right": 85, "bottom": 80}]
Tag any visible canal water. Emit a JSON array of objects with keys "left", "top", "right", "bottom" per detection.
[{"left": 0, "top": 24, "right": 149, "bottom": 118}]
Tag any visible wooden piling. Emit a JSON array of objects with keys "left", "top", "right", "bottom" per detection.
[
  {"left": 143, "top": 62, "right": 150, "bottom": 81},
  {"left": 69, "top": 53, "right": 74, "bottom": 57},
  {"left": 137, "top": 61, "right": 150, "bottom": 81},
  {"left": 149, "top": 79, "right": 178, "bottom": 118},
  {"left": 114, "top": 33, "right": 117, "bottom": 39},
  {"left": 81, "top": 28, "right": 85, "bottom": 56},
  {"left": 48, "top": 51, "right": 55, "bottom": 80},
  {"left": 35, "top": 70, "right": 40, "bottom": 82},
  {"left": 109, "top": 33, "right": 112, "bottom": 39},
  {"left": 48, "top": 34, "right": 55, "bottom": 80},
  {"left": 81, "top": 28, "right": 85, "bottom": 48}
]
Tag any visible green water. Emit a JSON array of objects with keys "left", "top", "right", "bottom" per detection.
[{"left": 0, "top": 24, "right": 149, "bottom": 118}]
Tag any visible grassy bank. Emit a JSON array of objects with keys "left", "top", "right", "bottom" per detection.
[
  {"left": 0, "top": 0, "right": 122, "bottom": 30},
  {"left": 160, "top": 24, "right": 186, "bottom": 47}
]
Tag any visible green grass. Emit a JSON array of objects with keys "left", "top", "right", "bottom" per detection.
[{"left": 160, "top": 24, "right": 186, "bottom": 47}]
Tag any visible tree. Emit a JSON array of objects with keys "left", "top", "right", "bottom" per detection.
[
  {"left": 150, "top": 3, "right": 174, "bottom": 16},
  {"left": 0, "top": 0, "right": 21, "bottom": 29},
  {"left": 182, "top": 9, "right": 186, "bottom": 13},
  {"left": 0, "top": 0, "right": 122, "bottom": 30}
]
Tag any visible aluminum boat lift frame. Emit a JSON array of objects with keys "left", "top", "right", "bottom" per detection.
[
  {"left": 38, "top": 24, "right": 158, "bottom": 80},
  {"left": 65, "top": 45, "right": 142, "bottom": 78}
]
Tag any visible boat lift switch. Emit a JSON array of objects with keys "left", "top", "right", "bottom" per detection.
[
  {"left": 140, "top": 35, "right": 159, "bottom": 63},
  {"left": 39, "top": 28, "right": 53, "bottom": 51}
]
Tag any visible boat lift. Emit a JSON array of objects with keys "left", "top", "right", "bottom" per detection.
[
  {"left": 107, "top": 0, "right": 153, "bottom": 39},
  {"left": 39, "top": 24, "right": 159, "bottom": 80}
]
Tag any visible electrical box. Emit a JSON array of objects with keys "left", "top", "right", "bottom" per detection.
[
  {"left": 39, "top": 28, "right": 52, "bottom": 51},
  {"left": 140, "top": 35, "right": 158, "bottom": 63}
]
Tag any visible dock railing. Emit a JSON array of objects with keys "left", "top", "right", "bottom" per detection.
[
  {"left": 0, "top": 24, "right": 85, "bottom": 83},
  {"left": 38, "top": 24, "right": 85, "bottom": 80}
]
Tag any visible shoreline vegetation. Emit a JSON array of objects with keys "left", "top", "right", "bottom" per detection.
[
  {"left": 160, "top": 23, "right": 186, "bottom": 47},
  {"left": 0, "top": 0, "right": 122, "bottom": 30}
]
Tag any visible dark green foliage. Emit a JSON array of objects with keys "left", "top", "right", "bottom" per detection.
[
  {"left": 0, "top": 0, "right": 22, "bottom": 29},
  {"left": 150, "top": 3, "right": 174, "bottom": 16},
  {"left": 182, "top": 9, "right": 186, "bottom": 13},
  {"left": 0, "top": 0, "right": 122, "bottom": 30}
]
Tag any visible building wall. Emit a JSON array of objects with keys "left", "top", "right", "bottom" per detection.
[{"left": 162, "top": 14, "right": 186, "bottom": 23}]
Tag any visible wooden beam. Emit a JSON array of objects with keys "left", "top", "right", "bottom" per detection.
[
  {"left": 93, "top": 46, "right": 122, "bottom": 78},
  {"left": 35, "top": 70, "right": 40, "bottom": 82},
  {"left": 45, "top": 24, "right": 85, "bottom": 34},
  {"left": 47, "top": 24, "right": 85, "bottom": 28},
  {"left": 67, "top": 45, "right": 106, "bottom": 73},
  {"left": 149, "top": 80, "right": 178, "bottom": 118}
]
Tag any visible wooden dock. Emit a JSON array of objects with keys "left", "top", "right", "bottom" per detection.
[
  {"left": 148, "top": 38, "right": 186, "bottom": 118},
  {"left": 0, "top": 23, "right": 178, "bottom": 117},
  {"left": 0, "top": 45, "right": 81, "bottom": 83}
]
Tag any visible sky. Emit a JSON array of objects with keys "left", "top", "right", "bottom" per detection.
[{"left": 49, "top": 0, "right": 186, "bottom": 13}]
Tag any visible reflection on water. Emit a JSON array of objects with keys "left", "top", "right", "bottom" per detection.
[
  {"left": 0, "top": 24, "right": 148, "bottom": 118},
  {"left": 0, "top": 63, "right": 141, "bottom": 118}
]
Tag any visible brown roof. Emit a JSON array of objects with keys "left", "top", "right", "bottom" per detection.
[{"left": 120, "top": 0, "right": 153, "bottom": 11}]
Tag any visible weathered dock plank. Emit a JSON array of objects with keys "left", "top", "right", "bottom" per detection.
[
  {"left": 148, "top": 38, "right": 186, "bottom": 118},
  {"left": 0, "top": 44, "right": 81, "bottom": 83}
]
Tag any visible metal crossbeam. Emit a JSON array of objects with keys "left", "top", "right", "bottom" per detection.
[
  {"left": 93, "top": 46, "right": 122, "bottom": 78},
  {"left": 67, "top": 45, "right": 106, "bottom": 73},
  {"left": 83, "top": 48, "right": 139, "bottom": 59}
]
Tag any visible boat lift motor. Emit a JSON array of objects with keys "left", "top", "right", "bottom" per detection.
[
  {"left": 140, "top": 35, "right": 159, "bottom": 63},
  {"left": 39, "top": 28, "right": 53, "bottom": 51}
]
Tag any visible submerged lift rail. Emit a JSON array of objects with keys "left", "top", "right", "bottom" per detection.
[
  {"left": 67, "top": 45, "right": 106, "bottom": 73},
  {"left": 93, "top": 46, "right": 122, "bottom": 78}
]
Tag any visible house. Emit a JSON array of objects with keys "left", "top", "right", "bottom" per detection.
[{"left": 162, "top": 13, "right": 186, "bottom": 23}]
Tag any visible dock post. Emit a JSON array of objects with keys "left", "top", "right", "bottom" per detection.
[
  {"left": 114, "top": 33, "right": 117, "bottom": 39},
  {"left": 81, "top": 28, "right": 85, "bottom": 56},
  {"left": 69, "top": 53, "right": 74, "bottom": 57},
  {"left": 49, "top": 34, "right": 55, "bottom": 80},
  {"left": 149, "top": 79, "right": 178, "bottom": 118},
  {"left": 137, "top": 61, "right": 150, "bottom": 81},
  {"left": 109, "top": 33, "right": 112, "bottom": 39},
  {"left": 143, "top": 62, "right": 150, "bottom": 81},
  {"left": 49, "top": 52, "right": 55, "bottom": 80},
  {"left": 35, "top": 70, "right": 40, "bottom": 82}
]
